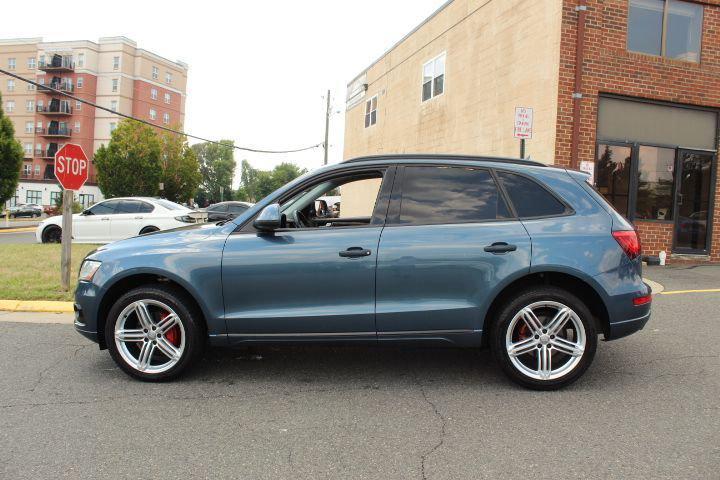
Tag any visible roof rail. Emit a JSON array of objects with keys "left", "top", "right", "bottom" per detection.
[{"left": 341, "top": 154, "right": 548, "bottom": 167}]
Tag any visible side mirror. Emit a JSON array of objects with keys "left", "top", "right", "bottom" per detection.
[
  {"left": 253, "top": 203, "right": 284, "bottom": 231},
  {"left": 81, "top": 209, "right": 92, "bottom": 216}
]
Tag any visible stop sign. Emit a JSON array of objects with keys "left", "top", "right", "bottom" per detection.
[{"left": 54, "top": 143, "right": 89, "bottom": 190}]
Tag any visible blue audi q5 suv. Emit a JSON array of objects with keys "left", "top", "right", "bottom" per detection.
[{"left": 74, "top": 155, "right": 651, "bottom": 389}]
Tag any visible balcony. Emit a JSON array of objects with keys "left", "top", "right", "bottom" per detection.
[
  {"left": 37, "top": 104, "right": 72, "bottom": 115},
  {"left": 38, "top": 55, "right": 74, "bottom": 73},
  {"left": 38, "top": 127, "right": 72, "bottom": 138},
  {"left": 38, "top": 82, "right": 74, "bottom": 94}
]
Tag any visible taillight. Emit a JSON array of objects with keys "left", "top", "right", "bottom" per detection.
[{"left": 612, "top": 230, "right": 642, "bottom": 260}]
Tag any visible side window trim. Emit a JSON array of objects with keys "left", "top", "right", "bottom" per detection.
[
  {"left": 386, "top": 164, "right": 517, "bottom": 227},
  {"left": 236, "top": 166, "right": 393, "bottom": 234},
  {"left": 493, "top": 168, "right": 575, "bottom": 219}
]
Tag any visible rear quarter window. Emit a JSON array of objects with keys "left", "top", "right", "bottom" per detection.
[{"left": 497, "top": 172, "right": 568, "bottom": 218}]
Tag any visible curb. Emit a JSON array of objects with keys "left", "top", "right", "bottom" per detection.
[
  {"left": 0, "top": 227, "right": 36, "bottom": 233},
  {"left": 0, "top": 300, "right": 74, "bottom": 313}
]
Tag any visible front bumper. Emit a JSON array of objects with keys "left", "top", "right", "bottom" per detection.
[{"left": 74, "top": 281, "right": 102, "bottom": 345}]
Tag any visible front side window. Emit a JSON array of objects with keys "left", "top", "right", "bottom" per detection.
[
  {"left": 422, "top": 53, "right": 446, "bottom": 102},
  {"left": 89, "top": 200, "right": 120, "bottom": 215},
  {"left": 498, "top": 172, "right": 567, "bottom": 218},
  {"left": 365, "top": 95, "right": 377, "bottom": 128},
  {"left": 399, "top": 166, "right": 510, "bottom": 225},
  {"left": 628, "top": 0, "right": 703, "bottom": 62}
]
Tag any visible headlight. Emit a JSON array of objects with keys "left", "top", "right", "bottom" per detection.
[{"left": 78, "top": 260, "right": 101, "bottom": 281}]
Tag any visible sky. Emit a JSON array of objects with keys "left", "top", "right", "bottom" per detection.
[{"left": 3, "top": 0, "right": 446, "bottom": 187}]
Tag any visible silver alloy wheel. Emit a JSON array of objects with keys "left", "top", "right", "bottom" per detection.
[
  {"left": 505, "top": 301, "right": 586, "bottom": 381},
  {"left": 114, "top": 299, "right": 186, "bottom": 374}
]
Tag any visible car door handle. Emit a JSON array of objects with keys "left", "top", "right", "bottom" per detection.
[
  {"left": 101, "top": 217, "right": 110, "bottom": 221},
  {"left": 484, "top": 242, "right": 517, "bottom": 254},
  {"left": 134, "top": 216, "right": 144, "bottom": 219},
  {"left": 339, "top": 247, "right": 372, "bottom": 258}
]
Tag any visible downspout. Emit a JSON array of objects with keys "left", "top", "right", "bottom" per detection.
[{"left": 570, "top": 0, "right": 587, "bottom": 169}]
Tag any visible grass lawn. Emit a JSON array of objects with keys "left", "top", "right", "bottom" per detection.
[{"left": 0, "top": 244, "right": 99, "bottom": 301}]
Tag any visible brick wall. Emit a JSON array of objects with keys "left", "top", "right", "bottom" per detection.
[{"left": 557, "top": 0, "right": 720, "bottom": 262}]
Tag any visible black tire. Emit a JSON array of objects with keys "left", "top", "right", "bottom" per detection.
[
  {"left": 41, "top": 225, "right": 62, "bottom": 243},
  {"left": 491, "top": 286, "right": 597, "bottom": 390},
  {"left": 139, "top": 226, "right": 160, "bottom": 235},
  {"left": 104, "top": 284, "right": 205, "bottom": 382}
]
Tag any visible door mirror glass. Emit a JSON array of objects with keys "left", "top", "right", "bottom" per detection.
[
  {"left": 254, "top": 203, "right": 284, "bottom": 231},
  {"left": 81, "top": 209, "right": 92, "bottom": 216}
]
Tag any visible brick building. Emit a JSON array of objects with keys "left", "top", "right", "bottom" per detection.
[
  {"left": 0, "top": 37, "right": 188, "bottom": 208},
  {"left": 344, "top": 0, "right": 720, "bottom": 262}
]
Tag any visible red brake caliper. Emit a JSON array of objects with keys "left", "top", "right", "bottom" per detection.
[{"left": 159, "top": 312, "right": 181, "bottom": 347}]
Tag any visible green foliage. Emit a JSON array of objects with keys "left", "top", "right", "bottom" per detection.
[
  {"left": 94, "top": 120, "right": 162, "bottom": 198},
  {"left": 0, "top": 93, "right": 24, "bottom": 205},
  {"left": 192, "top": 140, "right": 236, "bottom": 205},
  {"left": 235, "top": 160, "right": 307, "bottom": 202},
  {"left": 52, "top": 190, "right": 84, "bottom": 214},
  {"left": 160, "top": 128, "right": 201, "bottom": 203}
]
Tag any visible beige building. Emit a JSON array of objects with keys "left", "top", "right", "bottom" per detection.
[
  {"left": 343, "top": 0, "right": 563, "bottom": 164},
  {"left": 0, "top": 36, "right": 188, "bottom": 208}
]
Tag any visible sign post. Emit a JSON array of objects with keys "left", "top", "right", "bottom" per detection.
[
  {"left": 513, "top": 107, "right": 534, "bottom": 159},
  {"left": 54, "top": 144, "right": 89, "bottom": 291}
]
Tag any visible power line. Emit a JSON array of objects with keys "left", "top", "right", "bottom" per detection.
[{"left": 0, "top": 67, "right": 322, "bottom": 154}]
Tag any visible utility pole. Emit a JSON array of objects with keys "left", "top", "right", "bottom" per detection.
[{"left": 323, "top": 89, "right": 331, "bottom": 165}]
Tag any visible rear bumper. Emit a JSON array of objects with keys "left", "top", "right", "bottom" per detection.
[{"left": 606, "top": 311, "right": 651, "bottom": 340}]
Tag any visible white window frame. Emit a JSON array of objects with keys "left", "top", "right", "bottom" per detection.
[
  {"left": 152, "top": 66, "right": 159, "bottom": 80},
  {"left": 24, "top": 143, "right": 33, "bottom": 156},
  {"left": 6, "top": 100, "right": 15, "bottom": 112},
  {"left": 110, "top": 100, "right": 118, "bottom": 112},
  {"left": 77, "top": 76, "right": 84, "bottom": 88},
  {"left": 109, "top": 122, "right": 117, "bottom": 133},
  {"left": 23, "top": 164, "right": 32, "bottom": 176},
  {"left": 74, "top": 121, "right": 81, "bottom": 133},
  {"left": 164, "top": 93, "right": 171, "bottom": 104},
  {"left": 77, "top": 53, "right": 85, "bottom": 68},
  {"left": 25, "top": 121, "right": 33, "bottom": 134},
  {"left": 76, "top": 100, "right": 82, "bottom": 111},
  {"left": 8, "top": 58, "right": 16, "bottom": 70},
  {"left": 421, "top": 52, "right": 446, "bottom": 103},
  {"left": 364, "top": 95, "right": 378, "bottom": 128},
  {"left": 111, "top": 78, "right": 119, "bottom": 92},
  {"left": 151, "top": 88, "right": 158, "bottom": 100},
  {"left": 34, "top": 164, "right": 41, "bottom": 176},
  {"left": 163, "top": 112, "right": 170, "bottom": 125},
  {"left": 27, "top": 57, "right": 36, "bottom": 69},
  {"left": 113, "top": 56, "right": 120, "bottom": 70},
  {"left": 7, "top": 79, "right": 14, "bottom": 92},
  {"left": 165, "top": 72, "right": 172, "bottom": 84},
  {"left": 26, "top": 100, "right": 34, "bottom": 112},
  {"left": 149, "top": 109, "right": 157, "bottom": 120}
]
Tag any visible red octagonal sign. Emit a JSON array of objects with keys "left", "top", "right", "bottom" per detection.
[{"left": 54, "top": 143, "right": 89, "bottom": 191}]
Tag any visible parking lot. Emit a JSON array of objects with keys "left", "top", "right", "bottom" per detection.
[{"left": 0, "top": 265, "right": 718, "bottom": 479}]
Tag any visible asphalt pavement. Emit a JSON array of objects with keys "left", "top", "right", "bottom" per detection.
[
  {"left": 0, "top": 230, "right": 36, "bottom": 244},
  {"left": 0, "top": 267, "right": 719, "bottom": 479}
]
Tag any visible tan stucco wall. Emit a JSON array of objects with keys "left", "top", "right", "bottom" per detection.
[
  {"left": 339, "top": 178, "right": 383, "bottom": 217},
  {"left": 343, "top": 0, "right": 563, "bottom": 165}
]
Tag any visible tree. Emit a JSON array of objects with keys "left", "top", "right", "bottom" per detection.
[
  {"left": 0, "top": 93, "right": 24, "bottom": 206},
  {"left": 192, "top": 140, "right": 236, "bottom": 205},
  {"left": 236, "top": 160, "right": 306, "bottom": 202},
  {"left": 159, "top": 129, "right": 201, "bottom": 204},
  {"left": 94, "top": 120, "right": 162, "bottom": 198}
]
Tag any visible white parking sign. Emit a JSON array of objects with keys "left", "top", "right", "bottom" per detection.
[{"left": 514, "top": 107, "right": 534, "bottom": 139}]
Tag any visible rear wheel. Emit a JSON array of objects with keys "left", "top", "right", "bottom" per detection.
[
  {"left": 491, "top": 286, "right": 597, "bottom": 390},
  {"left": 41, "top": 225, "right": 62, "bottom": 243},
  {"left": 105, "top": 285, "right": 205, "bottom": 381},
  {"left": 139, "top": 226, "right": 159, "bottom": 235}
]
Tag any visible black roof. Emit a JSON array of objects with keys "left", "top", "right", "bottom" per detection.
[{"left": 341, "top": 154, "right": 547, "bottom": 168}]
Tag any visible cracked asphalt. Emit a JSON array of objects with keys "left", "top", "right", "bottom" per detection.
[{"left": 1, "top": 265, "right": 719, "bottom": 479}]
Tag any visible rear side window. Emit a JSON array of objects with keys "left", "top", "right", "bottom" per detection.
[
  {"left": 497, "top": 172, "right": 567, "bottom": 218},
  {"left": 210, "top": 203, "right": 228, "bottom": 212},
  {"left": 228, "top": 204, "right": 248, "bottom": 213},
  {"left": 399, "top": 166, "right": 511, "bottom": 225}
]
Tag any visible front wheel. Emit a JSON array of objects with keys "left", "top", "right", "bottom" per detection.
[
  {"left": 491, "top": 286, "right": 597, "bottom": 390},
  {"left": 105, "top": 285, "right": 205, "bottom": 381},
  {"left": 41, "top": 225, "right": 62, "bottom": 243}
]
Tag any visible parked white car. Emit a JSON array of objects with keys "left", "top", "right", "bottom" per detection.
[{"left": 36, "top": 197, "right": 201, "bottom": 244}]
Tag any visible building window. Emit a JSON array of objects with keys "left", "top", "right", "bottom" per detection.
[
  {"left": 36, "top": 143, "right": 42, "bottom": 156},
  {"left": 27, "top": 57, "right": 36, "bottom": 69},
  {"left": 164, "top": 93, "right": 171, "bottom": 104},
  {"left": 50, "top": 191, "right": 61, "bottom": 206},
  {"left": 8, "top": 58, "right": 16, "bottom": 70},
  {"left": 596, "top": 144, "right": 632, "bottom": 216},
  {"left": 635, "top": 146, "right": 675, "bottom": 220},
  {"left": 26, "top": 100, "right": 34, "bottom": 112},
  {"left": 6, "top": 100, "right": 14, "bottom": 112},
  {"left": 34, "top": 165, "right": 40, "bottom": 176},
  {"left": 149, "top": 109, "right": 157, "bottom": 120},
  {"left": 364, "top": 95, "right": 377, "bottom": 128},
  {"left": 77, "top": 77, "right": 84, "bottom": 88},
  {"left": 27, "top": 82, "right": 35, "bottom": 91},
  {"left": 25, "top": 121, "right": 33, "bottom": 134},
  {"left": 422, "top": 53, "right": 445, "bottom": 102},
  {"left": 24, "top": 143, "right": 33, "bottom": 157},
  {"left": 78, "top": 194, "right": 94, "bottom": 207},
  {"left": 151, "top": 88, "right": 158, "bottom": 100},
  {"left": 112, "top": 78, "right": 119, "bottom": 92},
  {"left": 7, "top": 79, "right": 14, "bottom": 92},
  {"left": 628, "top": 0, "right": 703, "bottom": 62},
  {"left": 163, "top": 112, "right": 170, "bottom": 124},
  {"left": 113, "top": 56, "right": 120, "bottom": 70},
  {"left": 110, "top": 122, "right": 117, "bottom": 133},
  {"left": 74, "top": 121, "right": 81, "bottom": 133},
  {"left": 165, "top": 72, "right": 172, "bottom": 84},
  {"left": 110, "top": 100, "right": 118, "bottom": 112},
  {"left": 152, "top": 66, "right": 159, "bottom": 80},
  {"left": 23, "top": 164, "right": 32, "bottom": 176},
  {"left": 77, "top": 53, "right": 84, "bottom": 68},
  {"left": 26, "top": 190, "right": 42, "bottom": 204}
]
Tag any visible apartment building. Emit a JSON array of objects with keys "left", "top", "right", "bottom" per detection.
[
  {"left": 344, "top": 0, "right": 720, "bottom": 263},
  {"left": 0, "top": 36, "right": 188, "bottom": 208}
]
